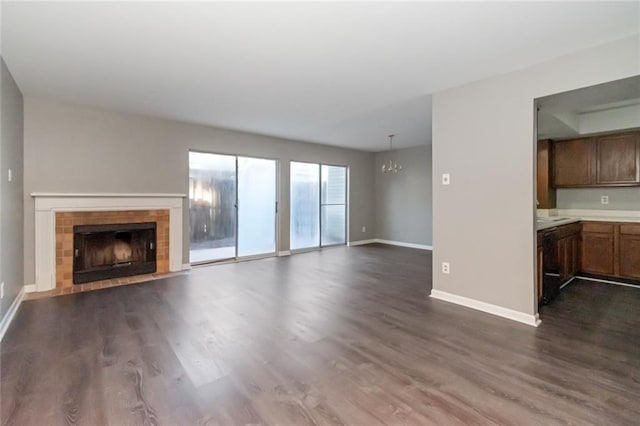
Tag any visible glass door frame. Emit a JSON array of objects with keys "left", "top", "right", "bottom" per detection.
[
  {"left": 289, "top": 160, "right": 349, "bottom": 253},
  {"left": 189, "top": 150, "right": 280, "bottom": 265},
  {"left": 319, "top": 163, "right": 348, "bottom": 248}
]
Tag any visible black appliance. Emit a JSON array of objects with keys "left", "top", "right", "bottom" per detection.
[{"left": 541, "top": 227, "right": 560, "bottom": 304}]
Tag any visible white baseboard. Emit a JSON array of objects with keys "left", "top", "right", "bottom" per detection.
[
  {"left": 575, "top": 275, "right": 640, "bottom": 289},
  {"left": 0, "top": 286, "right": 26, "bottom": 341},
  {"left": 430, "top": 289, "right": 541, "bottom": 327},
  {"left": 278, "top": 251, "right": 291, "bottom": 256},
  {"left": 348, "top": 239, "right": 377, "bottom": 247},
  {"left": 24, "top": 284, "right": 37, "bottom": 293},
  {"left": 181, "top": 263, "right": 192, "bottom": 270},
  {"left": 376, "top": 239, "right": 433, "bottom": 250}
]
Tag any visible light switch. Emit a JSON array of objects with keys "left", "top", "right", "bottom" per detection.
[
  {"left": 7, "top": 169, "right": 12, "bottom": 182},
  {"left": 442, "top": 173, "right": 450, "bottom": 185}
]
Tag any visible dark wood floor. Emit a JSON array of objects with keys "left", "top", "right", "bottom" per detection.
[{"left": 2, "top": 244, "right": 639, "bottom": 425}]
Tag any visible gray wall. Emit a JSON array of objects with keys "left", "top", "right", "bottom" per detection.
[
  {"left": 1, "top": 57, "right": 24, "bottom": 318},
  {"left": 432, "top": 35, "right": 639, "bottom": 317},
  {"left": 375, "top": 144, "right": 432, "bottom": 246},
  {"left": 23, "top": 98, "right": 376, "bottom": 284},
  {"left": 557, "top": 187, "right": 640, "bottom": 211}
]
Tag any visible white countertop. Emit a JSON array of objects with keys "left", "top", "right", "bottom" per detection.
[
  {"left": 536, "top": 218, "right": 581, "bottom": 231},
  {"left": 537, "top": 209, "right": 640, "bottom": 231}
]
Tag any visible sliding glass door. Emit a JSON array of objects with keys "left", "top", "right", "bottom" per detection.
[
  {"left": 237, "top": 157, "right": 277, "bottom": 257},
  {"left": 189, "top": 152, "right": 237, "bottom": 263},
  {"left": 321, "top": 165, "right": 347, "bottom": 245},
  {"left": 189, "top": 152, "right": 277, "bottom": 263},
  {"left": 290, "top": 161, "right": 347, "bottom": 251},
  {"left": 290, "top": 162, "right": 320, "bottom": 250}
]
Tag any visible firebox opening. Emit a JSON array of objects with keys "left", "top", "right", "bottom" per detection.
[{"left": 73, "top": 222, "right": 157, "bottom": 284}]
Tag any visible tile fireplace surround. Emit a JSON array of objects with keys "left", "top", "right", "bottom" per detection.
[{"left": 32, "top": 193, "right": 185, "bottom": 292}]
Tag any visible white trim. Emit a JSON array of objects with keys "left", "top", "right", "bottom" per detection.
[
  {"left": 278, "top": 251, "right": 291, "bottom": 256},
  {"left": 24, "top": 284, "right": 37, "bottom": 293},
  {"left": 32, "top": 194, "right": 184, "bottom": 292},
  {"left": 30, "top": 192, "right": 186, "bottom": 198},
  {"left": 575, "top": 275, "right": 640, "bottom": 289},
  {"left": 376, "top": 239, "right": 433, "bottom": 250},
  {"left": 559, "top": 276, "right": 577, "bottom": 289},
  {"left": 0, "top": 287, "right": 26, "bottom": 341},
  {"left": 348, "top": 239, "right": 377, "bottom": 247},
  {"left": 430, "top": 289, "right": 541, "bottom": 327},
  {"left": 181, "top": 264, "right": 192, "bottom": 271}
]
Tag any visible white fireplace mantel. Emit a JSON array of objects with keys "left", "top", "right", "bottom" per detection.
[{"left": 32, "top": 193, "right": 186, "bottom": 292}]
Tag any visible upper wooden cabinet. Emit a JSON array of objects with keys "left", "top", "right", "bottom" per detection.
[
  {"left": 552, "top": 137, "right": 595, "bottom": 187},
  {"left": 536, "top": 140, "right": 556, "bottom": 209},
  {"left": 552, "top": 131, "right": 640, "bottom": 188},
  {"left": 596, "top": 132, "right": 640, "bottom": 185}
]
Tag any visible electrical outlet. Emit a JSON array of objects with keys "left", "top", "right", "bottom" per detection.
[
  {"left": 442, "top": 173, "right": 450, "bottom": 185},
  {"left": 7, "top": 169, "right": 12, "bottom": 182},
  {"left": 1, "top": 282, "right": 4, "bottom": 299},
  {"left": 442, "top": 262, "right": 450, "bottom": 274},
  {"left": 361, "top": 226, "right": 366, "bottom": 233},
  {"left": 601, "top": 195, "right": 609, "bottom": 205}
]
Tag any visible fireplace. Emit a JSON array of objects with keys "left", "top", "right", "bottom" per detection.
[{"left": 73, "top": 222, "right": 157, "bottom": 284}]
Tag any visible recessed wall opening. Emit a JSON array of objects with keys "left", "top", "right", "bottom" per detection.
[
  {"left": 534, "top": 75, "right": 640, "bottom": 317},
  {"left": 73, "top": 222, "right": 157, "bottom": 284}
]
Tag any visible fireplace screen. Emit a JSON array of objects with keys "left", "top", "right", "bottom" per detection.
[{"left": 73, "top": 222, "right": 157, "bottom": 284}]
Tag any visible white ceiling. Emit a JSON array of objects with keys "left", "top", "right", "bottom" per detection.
[{"left": 3, "top": 2, "right": 639, "bottom": 151}]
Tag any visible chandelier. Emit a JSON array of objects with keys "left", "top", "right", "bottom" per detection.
[{"left": 381, "top": 134, "right": 402, "bottom": 174}]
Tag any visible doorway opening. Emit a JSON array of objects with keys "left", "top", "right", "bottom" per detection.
[{"left": 534, "top": 75, "right": 640, "bottom": 315}]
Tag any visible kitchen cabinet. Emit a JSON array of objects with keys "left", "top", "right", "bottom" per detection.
[
  {"left": 581, "top": 222, "right": 615, "bottom": 276},
  {"left": 618, "top": 223, "right": 640, "bottom": 279},
  {"left": 552, "top": 137, "right": 595, "bottom": 187},
  {"left": 558, "top": 234, "right": 579, "bottom": 282},
  {"left": 552, "top": 131, "right": 640, "bottom": 188},
  {"left": 556, "top": 223, "right": 581, "bottom": 284},
  {"left": 596, "top": 132, "right": 640, "bottom": 185},
  {"left": 537, "top": 140, "right": 556, "bottom": 209}
]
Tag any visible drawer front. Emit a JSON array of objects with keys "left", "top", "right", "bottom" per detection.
[
  {"left": 619, "top": 223, "right": 640, "bottom": 235},
  {"left": 556, "top": 223, "right": 582, "bottom": 239},
  {"left": 582, "top": 222, "right": 614, "bottom": 234}
]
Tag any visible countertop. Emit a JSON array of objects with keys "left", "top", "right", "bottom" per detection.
[
  {"left": 536, "top": 218, "right": 581, "bottom": 231},
  {"left": 536, "top": 209, "right": 640, "bottom": 231}
]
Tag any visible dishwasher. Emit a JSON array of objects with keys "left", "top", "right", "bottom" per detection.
[{"left": 541, "top": 227, "right": 561, "bottom": 304}]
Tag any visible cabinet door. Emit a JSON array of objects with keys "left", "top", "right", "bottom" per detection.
[
  {"left": 537, "top": 140, "right": 556, "bottom": 209},
  {"left": 581, "top": 232, "right": 615, "bottom": 275},
  {"left": 571, "top": 235, "right": 580, "bottom": 277},
  {"left": 558, "top": 234, "right": 579, "bottom": 283},
  {"left": 596, "top": 133, "right": 640, "bottom": 185},
  {"left": 619, "top": 224, "right": 640, "bottom": 279},
  {"left": 553, "top": 138, "right": 595, "bottom": 187}
]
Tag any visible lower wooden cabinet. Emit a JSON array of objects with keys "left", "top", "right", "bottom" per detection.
[
  {"left": 558, "top": 234, "right": 580, "bottom": 282},
  {"left": 581, "top": 231, "right": 615, "bottom": 276},
  {"left": 538, "top": 221, "right": 640, "bottom": 296},
  {"left": 555, "top": 223, "right": 581, "bottom": 284},
  {"left": 581, "top": 221, "right": 640, "bottom": 280},
  {"left": 619, "top": 224, "right": 640, "bottom": 279}
]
